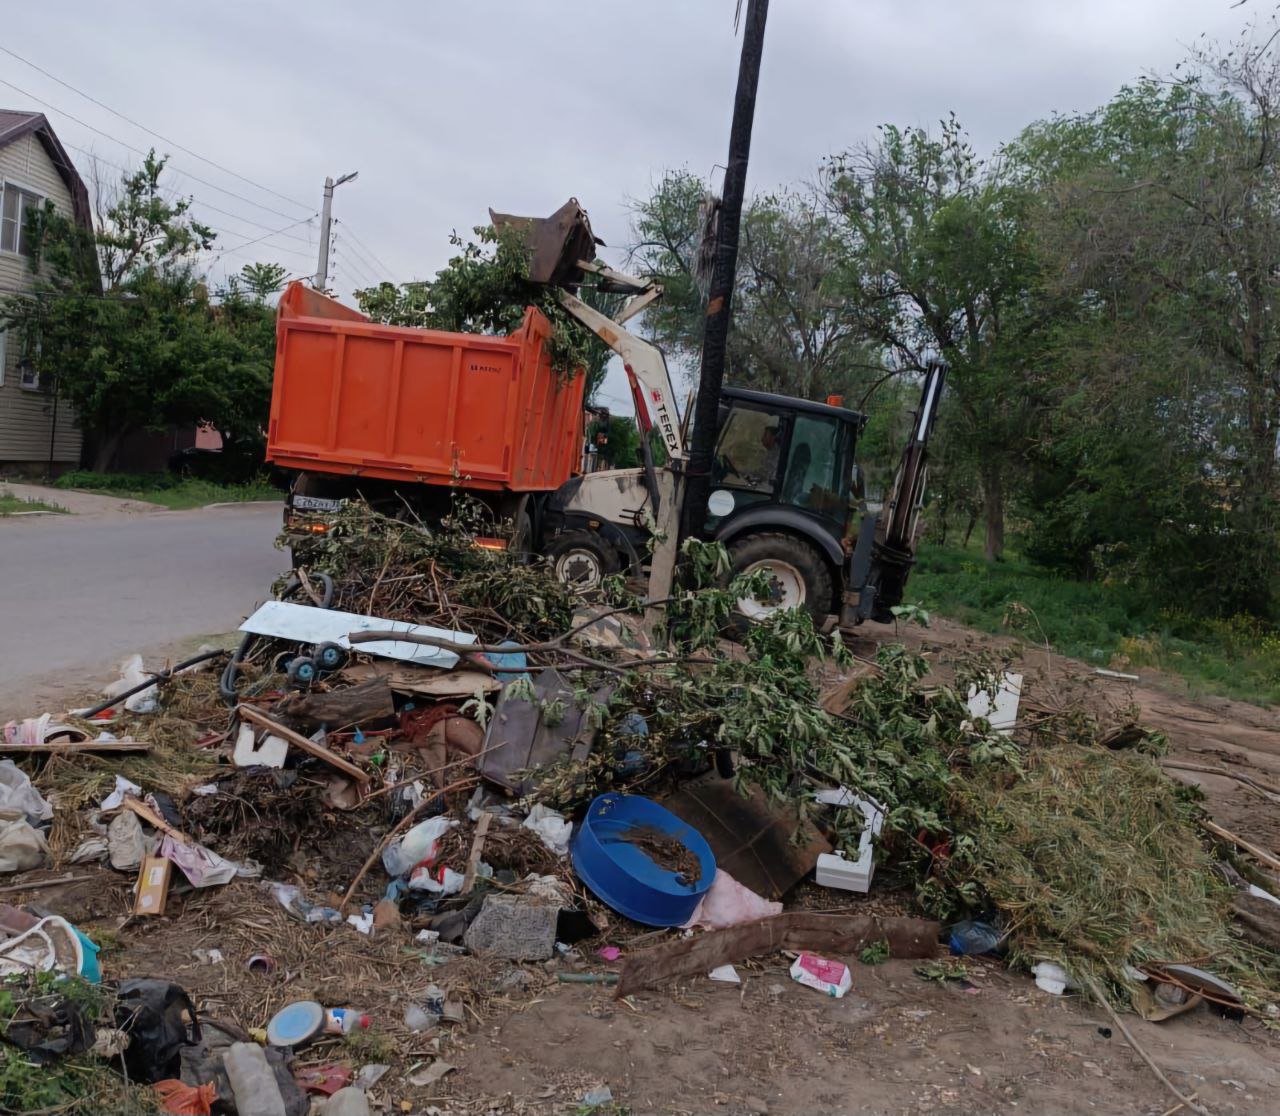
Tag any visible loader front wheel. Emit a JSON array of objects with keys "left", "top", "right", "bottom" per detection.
[
  {"left": 544, "top": 530, "right": 619, "bottom": 592},
  {"left": 728, "top": 532, "right": 833, "bottom": 625}
]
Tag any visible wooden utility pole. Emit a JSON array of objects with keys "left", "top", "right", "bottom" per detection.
[{"left": 679, "top": 0, "right": 770, "bottom": 542}]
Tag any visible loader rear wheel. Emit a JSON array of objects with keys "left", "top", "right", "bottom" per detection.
[
  {"left": 544, "top": 530, "right": 619, "bottom": 592},
  {"left": 728, "top": 532, "right": 833, "bottom": 625}
]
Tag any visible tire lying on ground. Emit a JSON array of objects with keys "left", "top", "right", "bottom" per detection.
[{"left": 728, "top": 531, "right": 833, "bottom": 625}]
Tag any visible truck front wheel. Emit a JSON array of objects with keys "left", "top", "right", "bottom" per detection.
[
  {"left": 728, "top": 532, "right": 833, "bottom": 624},
  {"left": 544, "top": 529, "right": 619, "bottom": 592}
]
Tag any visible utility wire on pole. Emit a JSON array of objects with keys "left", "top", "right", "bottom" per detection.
[
  {"left": 314, "top": 172, "right": 358, "bottom": 290},
  {"left": 680, "top": 0, "right": 770, "bottom": 542}
]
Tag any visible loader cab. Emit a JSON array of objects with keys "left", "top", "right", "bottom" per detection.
[{"left": 709, "top": 388, "right": 864, "bottom": 537}]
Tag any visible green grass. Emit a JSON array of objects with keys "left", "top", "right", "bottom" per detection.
[
  {"left": 53, "top": 470, "right": 281, "bottom": 510},
  {"left": 0, "top": 487, "right": 67, "bottom": 515},
  {"left": 908, "top": 542, "right": 1280, "bottom": 706}
]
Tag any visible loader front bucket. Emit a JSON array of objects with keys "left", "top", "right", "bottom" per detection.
[{"left": 489, "top": 199, "right": 601, "bottom": 290}]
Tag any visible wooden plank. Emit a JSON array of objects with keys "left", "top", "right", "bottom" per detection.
[
  {"left": 340, "top": 662, "right": 500, "bottom": 699},
  {"left": 616, "top": 913, "right": 941, "bottom": 998},
  {"left": 271, "top": 678, "right": 395, "bottom": 730},
  {"left": 462, "top": 813, "right": 492, "bottom": 895},
  {"left": 1201, "top": 818, "right": 1280, "bottom": 872},
  {"left": 237, "top": 705, "right": 370, "bottom": 785},
  {"left": 122, "top": 796, "right": 191, "bottom": 845},
  {"left": 0, "top": 740, "right": 152, "bottom": 755}
]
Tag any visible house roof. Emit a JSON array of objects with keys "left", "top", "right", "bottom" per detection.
[{"left": 0, "top": 110, "right": 92, "bottom": 230}]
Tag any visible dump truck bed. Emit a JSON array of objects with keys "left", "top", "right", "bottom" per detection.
[{"left": 266, "top": 282, "right": 585, "bottom": 492}]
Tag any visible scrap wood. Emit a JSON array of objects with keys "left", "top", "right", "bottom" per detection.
[
  {"left": 1084, "top": 975, "right": 1213, "bottom": 1116},
  {"left": 615, "top": 913, "right": 940, "bottom": 997},
  {"left": 270, "top": 677, "right": 395, "bottom": 730},
  {"left": 0, "top": 872, "right": 100, "bottom": 895},
  {"left": 0, "top": 739, "right": 152, "bottom": 755},
  {"left": 237, "top": 705, "right": 370, "bottom": 785},
  {"left": 1200, "top": 818, "right": 1280, "bottom": 873},
  {"left": 462, "top": 813, "right": 492, "bottom": 894},
  {"left": 123, "top": 796, "right": 191, "bottom": 845},
  {"left": 341, "top": 661, "right": 500, "bottom": 698},
  {"left": 1160, "top": 760, "right": 1280, "bottom": 804}
]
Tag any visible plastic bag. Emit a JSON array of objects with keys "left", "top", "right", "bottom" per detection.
[
  {"left": 0, "top": 760, "right": 53, "bottom": 822},
  {"left": 102, "top": 653, "right": 158, "bottom": 714},
  {"left": 0, "top": 813, "right": 50, "bottom": 874},
  {"left": 683, "top": 870, "right": 782, "bottom": 930},
  {"left": 0, "top": 916, "right": 83, "bottom": 978},
  {"left": 383, "top": 816, "right": 455, "bottom": 877},
  {"left": 114, "top": 979, "right": 201, "bottom": 1084},
  {"left": 522, "top": 804, "right": 572, "bottom": 857}
]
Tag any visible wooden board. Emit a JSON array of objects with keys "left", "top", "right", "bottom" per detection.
[
  {"left": 663, "top": 772, "right": 831, "bottom": 900},
  {"left": 0, "top": 740, "right": 152, "bottom": 755},
  {"left": 476, "top": 669, "right": 593, "bottom": 795},
  {"left": 341, "top": 662, "right": 500, "bottom": 699},
  {"left": 272, "top": 677, "right": 395, "bottom": 729},
  {"left": 237, "top": 705, "right": 370, "bottom": 785},
  {"left": 616, "top": 912, "right": 941, "bottom": 997}
]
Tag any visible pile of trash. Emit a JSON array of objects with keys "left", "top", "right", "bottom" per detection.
[{"left": 0, "top": 499, "right": 1276, "bottom": 1114}]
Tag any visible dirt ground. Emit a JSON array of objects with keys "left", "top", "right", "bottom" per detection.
[{"left": 10, "top": 617, "right": 1280, "bottom": 1116}]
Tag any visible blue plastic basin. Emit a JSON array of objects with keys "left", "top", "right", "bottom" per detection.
[{"left": 571, "top": 793, "right": 716, "bottom": 926}]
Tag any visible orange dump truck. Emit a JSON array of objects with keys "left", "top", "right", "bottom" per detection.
[{"left": 268, "top": 282, "right": 598, "bottom": 555}]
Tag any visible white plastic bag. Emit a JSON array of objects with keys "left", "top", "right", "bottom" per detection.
[
  {"left": 522, "top": 804, "right": 572, "bottom": 857},
  {"left": 383, "top": 816, "right": 455, "bottom": 877},
  {"left": 0, "top": 813, "right": 50, "bottom": 873},
  {"left": 101, "top": 654, "right": 158, "bottom": 714},
  {"left": 683, "top": 869, "right": 782, "bottom": 930},
  {"left": 0, "top": 760, "right": 53, "bottom": 822}
]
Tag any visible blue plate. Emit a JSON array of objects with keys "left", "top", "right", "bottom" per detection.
[{"left": 571, "top": 793, "right": 716, "bottom": 927}]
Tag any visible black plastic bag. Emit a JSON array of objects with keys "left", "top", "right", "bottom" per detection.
[
  {"left": 114, "top": 978, "right": 201, "bottom": 1083},
  {"left": 1, "top": 992, "right": 94, "bottom": 1065}
]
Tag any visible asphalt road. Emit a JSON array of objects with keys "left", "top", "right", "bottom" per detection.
[{"left": 0, "top": 504, "right": 287, "bottom": 719}]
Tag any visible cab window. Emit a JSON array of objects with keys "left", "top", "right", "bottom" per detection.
[
  {"left": 713, "top": 406, "right": 784, "bottom": 493},
  {"left": 780, "top": 413, "right": 846, "bottom": 516}
]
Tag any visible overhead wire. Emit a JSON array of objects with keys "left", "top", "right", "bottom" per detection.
[
  {"left": 332, "top": 229, "right": 388, "bottom": 285},
  {"left": 208, "top": 215, "right": 319, "bottom": 266},
  {"left": 0, "top": 76, "right": 306, "bottom": 222},
  {"left": 333, "top": 219, "right": 396, "bottom": 280},
  {"left": 62, "top": 143, "right": 315, "bottom": 263},
  {"left": 0, "top": 45, "right": 312, "bottom": 213}
]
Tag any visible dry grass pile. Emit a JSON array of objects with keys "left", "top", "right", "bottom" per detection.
[{"left": 959, "top": 744, "right": 1280, "bottom": 1006}]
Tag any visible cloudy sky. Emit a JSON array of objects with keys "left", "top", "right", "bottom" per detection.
[{"left": 1, "top": 0, "right": 1257, "bottom": 409}]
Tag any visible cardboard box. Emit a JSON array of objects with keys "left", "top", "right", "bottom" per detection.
[{"left": 134, "top": 856, "right": 172, "bottom": 916}]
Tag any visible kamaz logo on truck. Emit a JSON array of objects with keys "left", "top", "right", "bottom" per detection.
[
  {"left": 467, "top": 360, "right": 503, "bottom": 374},
  {"left": 650, "top": 389, "right": 679, "bottom": 456}
]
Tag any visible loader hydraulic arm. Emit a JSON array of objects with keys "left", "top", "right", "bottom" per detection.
[{"left": 555, "top": 272, "right": 684, "bottom": 462}]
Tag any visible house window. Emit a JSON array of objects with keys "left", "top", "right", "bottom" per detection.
[
  {"left": 0, "top": 182, "right": 45, "bottom": 256},
  {"left": 17, "top": 335, "right": 40, "bottom": 391}
]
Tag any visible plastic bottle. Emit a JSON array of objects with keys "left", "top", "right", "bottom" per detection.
[
  {"left": 324, "top": 1007, "right": 372, "bottom": 1035},
  {"left": 222, "top": 1042, "right": 287, "bottom": 1116},
  {"left": 403, "top": 1003, "right": 438, "bottom": 1033}
]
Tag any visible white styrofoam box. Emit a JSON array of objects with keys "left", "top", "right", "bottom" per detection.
[
  {"left": 966, "top": 672, "right": 1023, "bottom": 734},
  {"left": 813, "top": 787, "right": 885, "bottom": 893}
]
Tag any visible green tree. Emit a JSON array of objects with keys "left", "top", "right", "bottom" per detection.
[
  {"left": 586, "top": 413, "right": 642, "bottom": 469},
  {"left": 822, "top": 117, "right": 1044, "bottom": 560},
  {"left": 354, "top": 225, "right": 622, "bottom": 401},
  {"left": 1012, "top": 31, "right": 1280, "bottom": 616},
  {"left": 628, "top": 170, "right": 875, "bottom": 401},
  {"left": 239, "top": 261, "right": 288, "bottom": 301},
  {"left": 1, "top": 152, "right": 273, "bottom": 471}
]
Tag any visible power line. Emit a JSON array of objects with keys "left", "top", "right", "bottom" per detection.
[
  {"left": 0, "top": 45, "right": 311, "bottom": 213},
  {"left": 0, "top": 76, "right": 305, "bottom": 222},
  {"left": 334, "top": 219, "right": 396, "bottom": 279},
  {"left": 333, "top": 229, "right": 388, "bottom": 284},
  {"left": 65, "top": 143, "right": 315, "bottom": 248},
  {"left": 208, "top": 214, "right": 319, "bottom": 266},
  {"left": 331, "top": 239, "right": 378, "bottom": 289}
]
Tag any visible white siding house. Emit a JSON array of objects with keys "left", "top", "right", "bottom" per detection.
[{"left": 0, "top": 111, "right": 91, "bottom": 471}]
